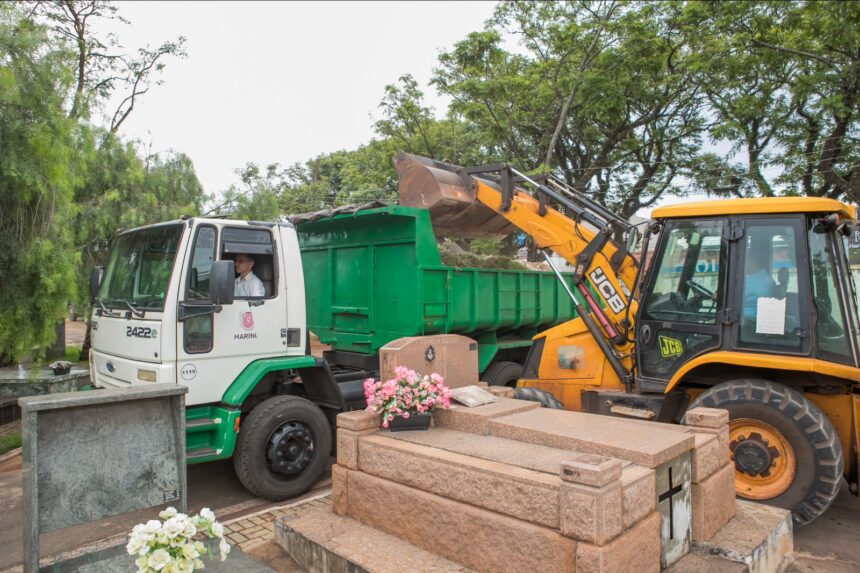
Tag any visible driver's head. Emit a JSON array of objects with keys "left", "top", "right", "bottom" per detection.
[
  {"left": 235, "top": 254, "right": 255, "bottom": 278},
  {"left": 747, "top": 249, "right": 769, "bottom": 272}
]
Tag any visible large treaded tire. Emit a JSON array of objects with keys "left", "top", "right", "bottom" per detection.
[
  {"left": 233, "top": 395, "right": 332, "bottom": 501},
  {"left": 512, "top": 387, "right": 564, "bottom": 409},
  {"left": 687, "top": 379, "right": 843, "bottom": 526},
  {"left": 482, "top": 361, "right": 523, "bottom": 388}
]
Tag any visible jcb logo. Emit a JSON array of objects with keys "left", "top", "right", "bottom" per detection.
[
  {"left": 659, "top": 335, "right": 683, "bottom": 358},
  {"left": 588, "top": 268, "right": 626, "bottom": 313}
]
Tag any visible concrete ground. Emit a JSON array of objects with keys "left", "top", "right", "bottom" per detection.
[{"left": 789, "top": 483, "right": 860, "bottom": 572}]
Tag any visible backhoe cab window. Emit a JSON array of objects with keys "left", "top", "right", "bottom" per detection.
[
  {"left": 738, "top": 224, "right": 802, "bottom": 350},
  {"left": 644, "top": 220, "right": 724, "bottom": 325},
  {"left": 99, "top": 224, "right": 183, "bottom": 311},
  {"left": 809, "top": 221, "right": 853, "bottom": 364}
]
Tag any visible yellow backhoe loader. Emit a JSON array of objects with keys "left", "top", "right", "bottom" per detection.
[{"left": 395, "top": 152, "right": 860, "bottom": 526}]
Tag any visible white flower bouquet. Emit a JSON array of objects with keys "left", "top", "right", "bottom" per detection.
[{"left": 126, "top": 507, "right": 231, "bottom": 572}]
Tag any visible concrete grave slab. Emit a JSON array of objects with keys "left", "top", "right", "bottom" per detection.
[{"left": 487, "top": 408, "right": 694, "bottom": 468}]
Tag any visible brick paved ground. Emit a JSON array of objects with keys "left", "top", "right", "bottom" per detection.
[
  {"left": 0, "top": 420, "right": 20, "bottom": 437},
  {"left": 223, "top": 494, "right": 331, "bottom": 554}
]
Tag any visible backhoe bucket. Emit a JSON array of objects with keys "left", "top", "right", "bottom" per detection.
[{"left": 393, "top": 152, "right": 516, "bottom": 237}]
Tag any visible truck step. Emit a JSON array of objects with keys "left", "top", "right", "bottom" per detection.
[
  {"left": 187, "top": 447, "right": 218, "bottom": 461},
  {"left": 186, "top": 417, "right": 220, "bottom": 432}
]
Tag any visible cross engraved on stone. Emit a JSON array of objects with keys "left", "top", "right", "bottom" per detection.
[{"left": 658, "top": 466, "right": 684, "bottom": 539}]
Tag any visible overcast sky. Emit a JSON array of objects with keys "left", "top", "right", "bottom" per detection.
[{"left": 99, "top": 1, "right": 496, "bottom": 195}]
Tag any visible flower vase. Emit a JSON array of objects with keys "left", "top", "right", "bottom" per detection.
[{"left": 388, "top": 412, "right": 432, "bottom": 432}]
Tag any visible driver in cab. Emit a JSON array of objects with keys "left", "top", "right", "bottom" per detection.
[{"left": 234, "top": 254, "right": 265, "bottom": 297}]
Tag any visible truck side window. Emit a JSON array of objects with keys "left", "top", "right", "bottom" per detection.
[
  {"left": 184, "top": 226, "right": 216, "bottom": 354},
  {"left": 221, "top": 227, "right": 276, "bottom": 299}
]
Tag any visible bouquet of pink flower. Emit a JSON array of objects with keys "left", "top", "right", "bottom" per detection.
[{"left": 363, "top": 365, "right": 453, "bottom": 428}]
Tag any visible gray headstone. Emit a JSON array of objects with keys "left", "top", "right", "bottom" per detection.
[{"left": 20, "top": 384, "right": 187, "bottom": 573}]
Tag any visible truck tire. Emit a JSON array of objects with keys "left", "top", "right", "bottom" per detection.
[
  {"left": 482, "top": 361, "right": 523, "bottom": 387},
  {"left": 686, "top": 379, "right": 843, "bottom": 526},
  {"left": 512, "top": 387, "right": 564, "bottom": 409},
  {"left": 233, "top": 395, "right": 332, "bottom": 501}
]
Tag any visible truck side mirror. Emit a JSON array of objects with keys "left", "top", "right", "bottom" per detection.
[
  {"left": 210, "top": 261, "right": 235, "bottom": 306},
  {"left": 90, "top": 266, "right": 105, "bottom": 301}
]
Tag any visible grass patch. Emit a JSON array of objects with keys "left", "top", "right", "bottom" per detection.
[
  {"left": 0, "top": 433, "right": 22, "bottom": 456},
  {"left": 63, "top": 346, "right": 82, "bottom": 362}
]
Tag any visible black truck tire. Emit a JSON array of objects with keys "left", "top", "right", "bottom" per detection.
[
  {"left": 482, "top": 361, "right": 523, "bottom": 387},
  {"left": 687, "top": 379, "right": 843, "bottom": 526},
  {"left": 512, "top": 387, "right": 564, "bottom": 409},
  {"left": 233, "top": 395, "right": 332, "bottom": 501}
]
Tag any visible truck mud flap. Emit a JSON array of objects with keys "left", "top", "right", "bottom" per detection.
[{"left": 297, "top": 358, "right": 347, "bottom": 411}]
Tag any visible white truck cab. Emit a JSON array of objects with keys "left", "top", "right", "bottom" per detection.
[{"left": 90, "top": 217, "right": 333, "bottom": 500}]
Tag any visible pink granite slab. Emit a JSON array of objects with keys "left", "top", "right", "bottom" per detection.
[{"left": 487, "top": 408, "right": 694, "bottom": 468}]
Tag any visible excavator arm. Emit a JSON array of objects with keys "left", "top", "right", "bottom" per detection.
[{"left": 394, "top": 152, "right": 644, "bottom": 389}]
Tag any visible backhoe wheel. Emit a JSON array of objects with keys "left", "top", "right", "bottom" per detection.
[
  {"left": 482, "top": 361, "right": 523, "bottom": 388},
  {"left": 512, "top": 387, "right": 564, "bottom": 409},
  {"left": 233, "top": 395, "right": 332, "bottom": 501},
  {"left": 687, "top": 379, "right": 843, "bottom": 526}
]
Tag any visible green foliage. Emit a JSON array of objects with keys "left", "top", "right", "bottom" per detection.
[
  {"left": 0, "top": 8, "right": 79, "bottom": 363},
  {"left": 0, "top": 433, "right": 22, "bottom": 456}
]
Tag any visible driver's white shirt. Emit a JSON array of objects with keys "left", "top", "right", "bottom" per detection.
[{"left": 235, "top": 271, "right": 265, "bottom": 297}]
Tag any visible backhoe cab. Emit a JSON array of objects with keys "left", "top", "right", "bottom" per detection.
[{"left": 395, "top": 152, "right": 860, "bottom": 526}]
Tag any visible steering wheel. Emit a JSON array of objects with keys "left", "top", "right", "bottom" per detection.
[{"left": 686, "top": 279, "right": 716, "bottom": 301}]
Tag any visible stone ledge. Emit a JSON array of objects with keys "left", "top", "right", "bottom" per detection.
[
  {"left": 691, "top": 500, "right": 793, "bottom": 573},
  {"left": 276, "top": 504, "right": 473, "bottom": 573}
]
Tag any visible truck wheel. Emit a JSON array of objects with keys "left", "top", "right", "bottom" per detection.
[
  {"left": 513, "top": 387, "right": 564, "bottom": 409},
  {"left": 482, "top": 361, "right": 523, "bottom": 387},
  {"left": 233, "top": 395, "right": 332, "bottom": 501},
  {"left": 687, "top": 379, "right": 843, "bottom": 526}
]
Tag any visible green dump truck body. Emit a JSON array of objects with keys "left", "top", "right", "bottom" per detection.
[{"left": 296, "top": 205, "right": 577, "bottom": 372}]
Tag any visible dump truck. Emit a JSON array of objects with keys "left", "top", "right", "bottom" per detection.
[
  {"left": 395, "top": 152, "right": 860, "bottom": 525},
  {"left": 87, "top": 204, "right": 575, "bottom": 500}
]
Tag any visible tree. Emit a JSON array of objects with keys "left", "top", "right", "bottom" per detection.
[
  {"left": 0, "top": 8, "right": 80, "bottom": 363},
  {"left": 31, "top": 0, "right": 187, "bottom": 131},
  {"left": 433, "top": 1, "right": 707, "bottom": 218},
  {"left": 680, "top": 1, "right": 860, "bottom": 201}
]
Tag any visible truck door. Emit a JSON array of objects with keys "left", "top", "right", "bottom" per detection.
[
  {"left": 636, "top": 219, "right": 727, "bottom": 389},
  {"left": 176, "top": 224, "right": 287, "bottom": 405}
]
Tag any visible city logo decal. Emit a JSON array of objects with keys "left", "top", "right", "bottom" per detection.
[
  {"left": 235, "top": 311, "right": 258, "bottom": 340},
  {"left": 240, "top": 311, "right": 254, "bottom": 330},
  {"left": 658, "top": 335, "right": 683, "bottom": 358}
]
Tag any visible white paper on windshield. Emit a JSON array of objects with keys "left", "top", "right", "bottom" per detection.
[{"left": 756, "top": 297, "right": 786, "bottom": 334}]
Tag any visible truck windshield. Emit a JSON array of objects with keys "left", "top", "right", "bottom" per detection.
[{"left": 99, "top": 224, "right": 183, "bottom": 311}]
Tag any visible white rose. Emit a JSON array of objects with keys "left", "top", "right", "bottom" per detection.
[
  {"left": 181, "top": 520, "right": 197, "bottom": 539},
  {"left": 219, "top": 538, "right": 231, "bottom": 561},
  {"left": 193, "top": 559, "right": 204, "bottom": 569},
  {"left": 159, "top": 507, "right": 178, "bottom": 520},
  {"left": 135, "top": 555, "right": 149, "bottom": 570},
  {"left": 174, "top": 558, "right": 195, "bottom": 573},
  {"left": 199, "top": 507, "right": 216, "bottom": 522},
  {"left": 148, "top": 548, "right": 171, "bottom": 571},
  {"left": 126, "top": 536, "right": 147, "bottom": 556},
  {"left": 162, "top": 517, "right": 186, "bottom": 539},
  {"left": 181, "top": 543, "right": 199, "bottom": 560},
  {"left": 210, "top": 521, "right": 224, "bottom": 538},
  {"left": 143, "top": 520, "right": 162, "bottom": 536},
  {"left": 194, "top": 541, "right": 206, "bottom": 553}
]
